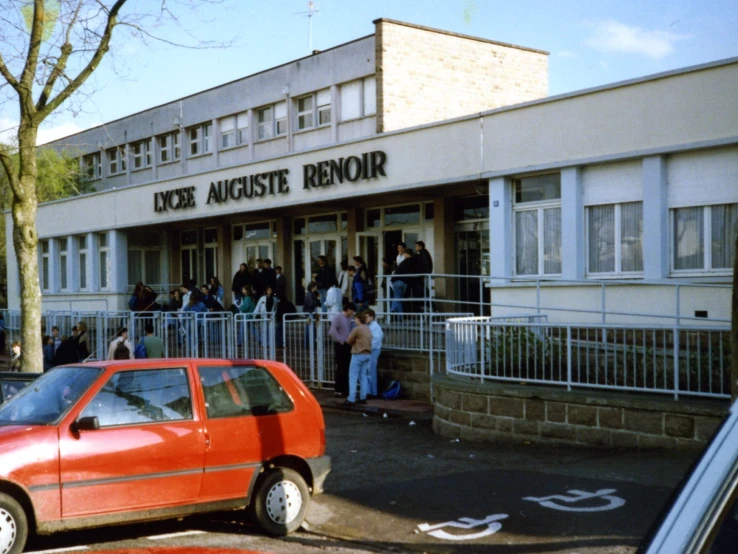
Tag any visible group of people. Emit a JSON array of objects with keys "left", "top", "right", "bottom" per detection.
[
  {"left": 387, "top": 240, "right": 433, "bottom": 314},
  {"left": 231, "top": 259, "right": 287, "bottom": 303},
  {"left": 40, "top": 323, "right": 92, "bottom": 371},
  {"left": 329, "top": 302, "right": 384, "bottom": 406}
]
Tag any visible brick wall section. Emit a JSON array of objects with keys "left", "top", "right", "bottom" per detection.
[
  {"left": 374, "top": 19, "right": 548, "bottom": 133},
  {"left": 376, "top": 350, "right": 432, "bottom": 401},
  {"left": 432, "top": 374, "right": 727, "bottom": 450}
]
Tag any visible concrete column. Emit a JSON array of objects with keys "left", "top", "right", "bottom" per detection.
[
  {"left": 488, "top": 177, "right": 512, "bottom": 279},
  {"left": 432, "top": 197, "right": 454, "bottom": 300},
  {"left": 88, "top": 232, "right": 99, "bottom": 293},
  {"left": 561, "top": 167, "right": 584, "bottom": 280},
  {"left": 218, "top": 224, "right": 231, "bottom": 306},
  {"left": 330, "top": 85, "right": 339, "bottom": 143},
  {"left": 642, "top": 156, "right": 668, "bottom": 279},
  {"left": 108, "top": 230, "right": 128, "bottom": 293},
  {"left": 48, "top": 238, "right": 60, "bottom": 293}
]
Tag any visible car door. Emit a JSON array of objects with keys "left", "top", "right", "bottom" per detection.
[
  {"left": 195, "top": 363, "right": 294, "bottom": 501},
  {"left": 59, "top": 366, "right": 206, "bottom": 517}
]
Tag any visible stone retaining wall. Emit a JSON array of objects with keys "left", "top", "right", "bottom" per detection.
[
  {"left": 432, "top": 374, "right": 728, "bottom": 450},
  {"left": 377, "top": 351, "right": 433, "bottom": 401}
]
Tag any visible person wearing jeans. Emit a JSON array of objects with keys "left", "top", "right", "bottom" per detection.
[
  {"left": 329, "top": 302, "right": 356, "bottom": 397},
  {"left": 366, "top": 309, "right": 384, "bottom": 398},
  {"left": 345, "top": 311, "right": 372, "bottom": 406}
]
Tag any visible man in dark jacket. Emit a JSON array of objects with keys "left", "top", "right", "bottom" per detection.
[
  {"left": 262, "top": 258, "right": 277, "bottom": 292},
  {"left": 413, "top": 241, "right": 433, "bottom": 311},
  {"left": 251, "top": 259, "right": 265, "bottom": 298},
  {"left": 231, "top": 263, "right": 251, "bottom": 304},
  {"left": 391, "top": 248, "right": 415, "bottom": 314},
  {"left": 274, "top": 265, "right": 287, "bottom": 299},
  {"left": 315, "top": 256, "right": 337, "bottom": 313}
]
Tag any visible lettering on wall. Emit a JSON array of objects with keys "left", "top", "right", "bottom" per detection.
[
  {"left": 303, "top": 150, "right": 387, "bottom": 190},
  {"left": 154, "top": 186, "right": 197, "bottom": 213},
  {"left": 206, "top": 169, "right": 290, "bottom": 205}
]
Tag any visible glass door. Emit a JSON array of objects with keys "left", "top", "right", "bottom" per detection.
[
  {"left": 243, "top": 243, "right": 272, "bottom": 273},
  {"left": 309, "top": 238, "right": 339, "bottom": 282},
  {"left": 454, "top": 222, "right": 490, "bottom": 315},
  {"left": 357, "top": 232, "right": 382, "bottom": 303}
]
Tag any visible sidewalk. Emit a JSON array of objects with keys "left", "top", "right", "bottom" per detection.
[{"left": 310, "top": 387, "right": 434, "bottom": 419}]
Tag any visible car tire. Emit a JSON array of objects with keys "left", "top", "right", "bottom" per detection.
[
  {"left": 0, "top": 492, "right": 28, "bottom": 554},
  {"left": 253, "top": 468, "right": 310, "bottom": 536}
]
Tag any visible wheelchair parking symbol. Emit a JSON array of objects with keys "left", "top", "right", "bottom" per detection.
[
  {"left": 418, "top": 514, "right": 509, "bottom": 541},
  {"left": 523, "top": 488, "right": 625, "bottom": 512}
]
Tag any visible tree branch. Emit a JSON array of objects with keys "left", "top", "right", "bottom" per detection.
[
  {"left": 0, "top": 147, "right": 21, "bottom": 200},
  {"left": 0, "top": 52, "right": 20, "bottom": 92},
  {"left": 38, "top": 0, "right": 128, "bottom": 121},
  {"left": 37, "top": 1, "right": 83, "bottom": 110},
  {"left": 19, "top": 0, "right": 46, "bottom": 106}
]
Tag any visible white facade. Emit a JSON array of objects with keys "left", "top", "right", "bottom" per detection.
[{"left": 4, "top": 21, "right": 737, "bottom": 322}]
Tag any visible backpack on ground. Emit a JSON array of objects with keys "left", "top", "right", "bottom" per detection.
[
  {"left": 113, "top": 340, "right": 130, "bottom": 360},
  {"left": 134, "top": 337, "right": 147, "bottom": 359},
  {"left": 381, "top": 380, "right": 401, "bottom": 400}
]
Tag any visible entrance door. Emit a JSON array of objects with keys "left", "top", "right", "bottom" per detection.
[
  {"left": 243, "top": 243, "right": 272, "bottom": 273},
  {"left": 293, "top": 237, "right": 343, "bottom": 306},
  {"left": 454, "top": 223, "right": 490, "bottom": 314},
  {"left": 383, "top": 229, "right": 422, "bottom": 268},
  {"left": 308, "top": 238, "right": 339, "bottom": 282},
  {"left": 357, "top": 232, "right": 382, "bottom": 302}
]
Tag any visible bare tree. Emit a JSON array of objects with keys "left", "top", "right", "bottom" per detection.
[{"left": 0, "top": 0, "right": 229, "bottom": 372}]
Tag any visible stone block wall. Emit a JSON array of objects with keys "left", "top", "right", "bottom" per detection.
[
  {"left": 376, "top": 351, "right": 433, "bottom": 401},
  {"left": 432, "top": 374, "right": 727, "bottom": 450},
  {"left": 374, "top": 19, "right": 548, "bottom": 133}
]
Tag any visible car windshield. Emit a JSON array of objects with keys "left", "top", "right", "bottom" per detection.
[{"left": 0, "top": 367, "right": 102, "bottom": 425}]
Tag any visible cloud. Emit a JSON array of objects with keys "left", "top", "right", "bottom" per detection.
[
  {"left": 37, "top": 121, "right": 85, "bottom": 145},
  {"left": 585, "top": 19, "right": 689, "bottom": 59},
  {"left": 558, "top": 50, "right": 578, "bottom": 58}
]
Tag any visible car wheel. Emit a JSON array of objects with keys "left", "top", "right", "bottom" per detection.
[
  {"left": 253, "top": 468, "right": 310, "bottom": 536},
  {"left": 0, "top": 493, "right": 28, "bottom": 554}
]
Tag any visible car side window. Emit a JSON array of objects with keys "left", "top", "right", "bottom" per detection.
[
  {"left": 198, "top": 365, "right": 293, "bottom": 419},
  {"left": 81, "top": 368, "right": 193, "bottom": 427}
]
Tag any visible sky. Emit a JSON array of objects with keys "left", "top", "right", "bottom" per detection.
[{"left": 1, "top": 0, "right": 737, "bottom": 145}]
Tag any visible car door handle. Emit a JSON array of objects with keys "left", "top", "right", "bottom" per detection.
[{"left": 203, "top": 431, "right": 211, "bottom": 448}]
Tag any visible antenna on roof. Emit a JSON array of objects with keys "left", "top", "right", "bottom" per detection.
[{"left": 293, "top": 1, "right": 319, "bottom": 53}]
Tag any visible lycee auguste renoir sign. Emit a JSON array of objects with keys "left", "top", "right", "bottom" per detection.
[{"left": 153, "top": 150, "right": 387, "bottom": 213}]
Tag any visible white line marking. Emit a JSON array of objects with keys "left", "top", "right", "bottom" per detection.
[
  {"left": 147, "top": 530, "right": 207, "bottom": 540},
  {"left": 26, "top": 546, "right": 90, "bottom": 554}
]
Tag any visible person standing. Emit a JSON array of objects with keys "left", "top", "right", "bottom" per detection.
[
  {"left": 77, "top": 322, "right": 91, "bottom": 361},
  {"left": 209, "top": 277, "right": 225, "bottom": 305},
  {"left": 351, "top": 256, "right": 372, "bottom": 310},
  {"left": 345, "top": 311, "right": 372, "bottom": 406},
  {"left": 366, "top": 309, "right": 384, "bottom": 398},
  {"left": 414, "top": 241, "right": 433, "bottom": 311},
  {"left": 391, "top": 248, "right": 414, "bottom": 315},
  {"left": 43, "top": 336, "right": 55, "bottom": 371},
  {"left": 143, "top": 323, "right": 164, "bottom": 358},
  {"left": 274, "top": 265, "right": 287, "bottom": 299},
  {"left": 8, "top": 341, "right": 22, "bottom": 372},
  {"left": 231, "top": 263, "right": 251, "bottom": 304},
  {"left": 107, "top": 327, "right": 134, "bottom": 360},
  {"left": 51, "top": 326, "right": 62, "bottom": 354},
  {"left": 251, "top": 259, "right": 266, "bottom": 298},
  {"left": 178, "top": 284, "right": 192, "bottom": 311},
  {"left": 262, "top": 259, "right": 277, "bottom": 292},
  {"left": 315, "top": 256, "right": 337, "bottom": 313},
  {"left": 395, "top": 242, "right": 407, "bottom": 270},
  {"left": 329, "top": 302, "right": 356, "bottom": 397},
  {"left": 337, "top": 261, "right": 349, "bottom": 301}
]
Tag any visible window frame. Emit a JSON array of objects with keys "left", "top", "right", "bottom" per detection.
[
  {"left": 158, "top": 132, "right": 180, "bottom": 164},
  {"left": 106, "top": 147, "right": 126, "bottom": 175},
  {"left": 670, "top": 204, "right": 738, "bottom": 276},
  {"left": 188, "top": 122, "right": 212, "bottom": 157},
  {"left": 512, "top": 174, "right": 562, "bottom": 278},
  {"left": 99, "top": 232, "right": 110, "bottom": 290},
  {"left": 257, "top": 107, "right": 274, "bottom": 141},
  {"left": 586, "top": 202, "right": 644, "bottom": 278},
  {"left": 131, "top": 139, "right": 152, "bottom": 170},
  {"left": 83, "top": 152, "right": 102, "bottom": 180},
  {"left": 296, "top": 95, "right": 314, "bottom": 131},
  {"left": 58, "top": 238, "right": 69, "bottom": 292},
  {"left": 40, "top": 240, "right": 50, "bottom": 292},
  {"left": 78, "top": 235, "right": 88, "bottom": 290}
]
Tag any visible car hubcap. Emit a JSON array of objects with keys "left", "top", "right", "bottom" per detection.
[
  {"left": 0, "top": 508, "right": 16, "bottom": 554},
  {"left": 265, "top": 480, "right": 302, "bottom": 525}
]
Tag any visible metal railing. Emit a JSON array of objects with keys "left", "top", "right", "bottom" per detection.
[
  {"left": 445, "top": 316, "right": 731, "bottom": 399},
  {"left": 375, "top": 273, "right": 731, "bottom": 326}
]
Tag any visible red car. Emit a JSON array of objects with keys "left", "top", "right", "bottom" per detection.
[{"left": 0, "top": 359, "right": 330, "bottom": 554}]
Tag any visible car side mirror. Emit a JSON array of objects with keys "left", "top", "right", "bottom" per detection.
[{"left": 71, "top": 416, "right": 100, "bottom": 433}]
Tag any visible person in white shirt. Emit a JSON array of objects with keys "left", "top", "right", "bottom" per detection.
[
  {"left": 107, "top": 328, "right": 134, "bottom": 360},
  {"left": 366, "top": 309, "right": 384, "bottom": 398}
]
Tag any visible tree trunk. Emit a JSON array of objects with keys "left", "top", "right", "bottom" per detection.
[
  {"left": 13, "top": 122, "right": 43, "bottom": 373},
  {"left": 730, "top": 227, "right": 738, "bottom": 400}
]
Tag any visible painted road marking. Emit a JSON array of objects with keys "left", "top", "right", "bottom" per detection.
[
  {"left": 26, "top": 546, "right": 90, "bottom": 554},
  {"left": 523, "top": 488, "right": 626, "bottom": 512},
  {"left": 418, "top": 514, "right": 509, "bottom": 541},
  {"left": 147, "top": 530, "right": 207, "bottom": 540}
]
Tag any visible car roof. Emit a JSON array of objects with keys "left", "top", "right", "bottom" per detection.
[{"left": 60, "top": 359, "right": 280, "bottom": 369}]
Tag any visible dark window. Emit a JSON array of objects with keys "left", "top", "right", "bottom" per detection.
[
  {"left": 366, "top": 209, "right": 381, "bottom": 228},
  {"left": 245, "top": 222, "right": 271, "bottom": 240},
  {"left": 425, "top": 203, "right": 434, "bottom": 221},
  {"left": 384, "top": 204, "right": 421, "bottom": 226},
  {"left": 81, "top": 369, "right": 192, "bottom": 427},
  {"left": 308, "top": 215, "right": 338, "bottom": 234},
  {"left": 455, "top": 197, "right": 490, "bottom": 221},
  {"left": 233, "top": 225, "right": 243, "bottom": 241},
  {"left": 514, "top": 174, "right": 561, "bottom": 204},
  {"left": 198, "top": 365, "right": 293, "bottom": 418},
  {"left": 294, "top": 218, "right": 306, "bottom": 236}
]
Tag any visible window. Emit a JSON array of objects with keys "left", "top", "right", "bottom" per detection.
[
  {"left": 275, "top": 101, "right": 287, "bottom": 136},
  {"left": 318, "top": 88, "right": 331, "bottom": 125},
  {"left": 257, "top": 107, "right": 273, "bottom": 140},
  {"left": 181, "top": 230, "right": 198, "bottom": 285},
  {"left": 158, "top": 132, "right": 180, "bottom": 163},
  {"left": 83, "top": 152, "right": 101, "bottom": 179},
  {"left": 189, "top": 122, "right": 212, "bottom": 156},
  {"left": 204, "top": 228, "right": 218, "bottom": 281},
  {"left": 297, "top": 96, "right": 314, "bottom": 130},
  {"left": 99, "top": 232, "right": 110, "bottom": 289},
  {"left": 131, "top": 139, "right": 152, "bottom": 169},
  {"left": 385, "top": 204, "right": 421, "bottom": 226},
  {"left": 40, "top": 240, "right": 50, "bottom": 291},
  {"left": 59, "top": 238, "right": 68, "bottom": 291},
  {"left": 107, "top": 147, "right": 126, "bottom": 175},
  {"left": 78, "top": 235, "right": 88, "bottom": 289},
  {"left": 80, "top": 369, "right": 192, "bottom": 427},
  {"left": 197, "top": 365, "right": 293, "bottom": 419},
  {"left": 340, "top": 78, "right": 375, "bottom": 121},
  {"left": 513, "top": 174, "right": 562, "bottom": 276},
  {"left": 128, "top": 249, "right": 161, "bottom": 286},
  {"left": 221, "top": 112, "right": 248, "bottom": 149},
  {"left": 587, "top": 202, "right": 643, "bottom": 275},
  {"left": 672, "top": 203, "right": 738, "bottom": 272}
]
